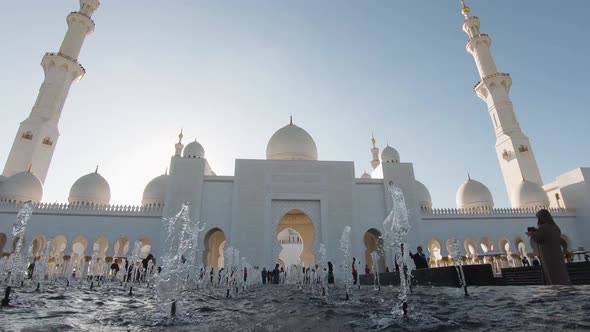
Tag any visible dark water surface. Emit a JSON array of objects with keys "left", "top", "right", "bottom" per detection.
[{"left": 1, "top": 283, "right": 589, "bottom": 331}]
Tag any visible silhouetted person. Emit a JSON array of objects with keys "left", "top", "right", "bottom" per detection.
[
  {"left": 327, "top": 262, "right": 335, "bottom": 284},
  {"left": 243, "top": 267, "right": 248, "bottom": 283},
  {"left": 522, "top": 257, "right": 530, "bottom": 267},
  {"left": 532, "top": 257, "right": 540, "bottom": 266},
  {"left": 527, "top": 209, "right": 571, "bottom": 285},
  {"left": 210, "top": 267, "right": 214, "bottom": 283},
  {"left": 262, "top": 268, "right": 267, "bottom": 284},
  {"left": 409, "top": 246, "right": 429, "bottom": 269},
  {"left": 273, "top": 264, "right": 280, "bottom": 284},
  {"left": 365, "top": 264, "right": 371, "bottom": 275},
  {"left": 385, "top": 266, "right": 390, "bottom": 273},
  {"left": 110, "top": 261, "right": 120, "bottom": 277}
]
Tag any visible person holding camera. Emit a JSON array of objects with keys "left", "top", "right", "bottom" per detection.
[{"left": 526, "top": 209, "right": 571, "bottom": 285}]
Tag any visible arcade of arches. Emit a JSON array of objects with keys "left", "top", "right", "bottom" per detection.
[{"left": 0, "top": 233, "right": 153, "bottom": 280}]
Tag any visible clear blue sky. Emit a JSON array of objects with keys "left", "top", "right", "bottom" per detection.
[{"left": 0, "top": 1, "right": 588, "bottom": 207}]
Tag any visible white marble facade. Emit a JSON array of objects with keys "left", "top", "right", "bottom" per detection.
[{"left": 0, "top": 1, "right": 589, "bottom": 273}]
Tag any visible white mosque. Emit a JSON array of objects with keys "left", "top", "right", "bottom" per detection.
[{"left": 0, "top": 1, "right": 588, "bottom": 276}]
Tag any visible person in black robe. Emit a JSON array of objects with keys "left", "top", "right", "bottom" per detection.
[{"left": 527, "top": 209, "right": 571, "bottom": 285}]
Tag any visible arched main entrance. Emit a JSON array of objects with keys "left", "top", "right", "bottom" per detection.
[
  {"left": 203, "top": 228, "right": 225, "bottom": 268},
  {"left": 277, "top": 210, "right": 315, "bottom": 267},
  {"left": 364, "top": 229, "right": 385, "bottom": 272}
]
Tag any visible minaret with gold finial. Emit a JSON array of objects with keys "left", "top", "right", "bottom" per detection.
[
  {"left": 370, "top": 133, "right": 380, "bottom": 170},
  {"left": 460, "top": 0, "right": 543, "bottom": 207},
  {"left": 2, "top": 0, "right": 100, "bottom": 183},
  {"left": 174, "top": 129, "right": 184, "bottom": 157}
]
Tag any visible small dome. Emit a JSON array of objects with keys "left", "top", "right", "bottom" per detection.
[
  {"left": 68, "top": 171, "right": 111, "bottom": 205},
  {"left": 415, "top": 180, "right": 432, "bottom": 209},
  {"left": 142, "top": 173, "right": 168, "bottom": 206},
  {"left": 381, "top": 145, "right": 400, "bottom": 163},
  {"left": 511, "top": 180, "right": 549, "bottom": 209},
  {"left": 456, "top": 176, "right": 494, "bottom": 209},
  {"left": 360, "top": 172, "right": 371, "bottom": 179},
  {"left": 266, "top": 119, "right": 318, "bottom": 160},
  {"left": 0, "top": 171, "right": 43, "bottom": 203},
  {"left": 183, "top": 140, "right": 205, "bottom": 158}
]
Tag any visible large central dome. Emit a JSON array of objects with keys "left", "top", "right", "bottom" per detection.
[{"left": 266, "top": 118, "right": 318, "bottom": 161}]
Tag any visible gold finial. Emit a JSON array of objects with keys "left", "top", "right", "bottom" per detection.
[
  {"left": 28, "top": 164, "right": 32, "bottom": 172},
  {"left": 461, "top": 0, "right": 471, "bottom": 18},
  {"left": 289, "top": 115, "right": 293, "bottom": 125},
  {"left": 95, "top": 165, "right": 99, "bottom": 173},
  {"left": 467, "top": 172, "right": 471, "bottom": 180},
  {"left": 178, "top": 128, "right": 184, "bottom": 143},
  {"left": 371, "top": 132, "right": 376, "bottom": 148}
]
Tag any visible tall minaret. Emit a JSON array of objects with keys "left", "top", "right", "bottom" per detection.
[
  {"left": 460, "top": 1, "right": 543, "bottom": 207},
  {"left": 370, "top": 133, "right": 380, "bottom": 170},
  {"left": 2, "top": 0, "right": 100, "bottom": 183}
]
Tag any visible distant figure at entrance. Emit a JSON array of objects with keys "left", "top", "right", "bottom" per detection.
[
  {"left": 527, "top": 209, "right": 571, "bottom": 285},
  {"left": 327, "top": 262, "right": 335, "bottom": 284},
  {"left": 522, "top": 257, "right": 530, "bottom": 267},
  {"left": 409, "top": 246, "right": 429, "bottom": 269},
  {"left": 243, "top": 267, "right": 248, "bottom": 283},
  {"left": 352, "top": 257, "right": 358, "bottom": 285},
  {"left": 261, "top": 268, "right": 267, "bottom": 284},
  {"left": 365, "top": 264, "right": 370, "bottom": 275},
  {"left": 273, "top": 264, "right": 280, "bottom": 284}
]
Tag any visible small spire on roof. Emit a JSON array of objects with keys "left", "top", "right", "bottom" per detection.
[
  {"left": 467, "top": 172, "right": 471, "bottom": 180},
  {"left": 28, "top": 164, "right": 32, "bottom": 172},
  {"left": 460, "top": 0, "right": 471, "bottom": 18},
  {"left": 95, "top": 165, "right": 99, "bottom": 173},
  {"left": 289, "top": 115, "right": 293, "bottom": 125},
  {"left": 178, "top": 129, "right": 183, "bottom": 143}
]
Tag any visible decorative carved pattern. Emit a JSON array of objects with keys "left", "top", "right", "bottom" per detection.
[
  {"left": 518, "top": 145, "right": 529, "bottom": 153},
  {"left": 21, "top": 131, "right": 33, "bottom": 140},
  {"left": 270, "top": 200, "right": 321, "bottom": 266},
  {"left": 42, "top": 137, "right": 53, "bottom": 146}
]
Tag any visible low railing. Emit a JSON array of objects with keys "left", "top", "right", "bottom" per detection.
[
  {"left": 0, "top": 201, "right": 163, "bottom": 216},
  {"left": 473, "top": 72, "right": 510, "bottom": 90},
  {"left": 44, "top": 52, "right": 86, "bottom": 73},
  {"left": 421, "top": 206, "right": 574, "bottom": 216}
]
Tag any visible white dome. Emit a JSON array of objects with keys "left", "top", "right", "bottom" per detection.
[
  {"left": 415, "top": 180, "right": 432, "bottom": 209},
  {"left": 183, "top": 140, "right": 205, "bottom": 158},
  {"left": 456, "top": 177, "right": 494, "bottom": 209},
  {"left": 511, "top": 180, "right": 549, "bottom": 209},
  {"left": 68, "top": 171, "right": 111, "bottom": 205},
  {"left": 360, "top": 172, "right": 371, "bottom": 179},
  {"left": 0, "top": 171, "right": 43, "bottom": 203},
  {"left": 266, "top": 121, "right": 318, "bottom": 161},
  {"left": 381, "top": 145, "right": 400, "bottom": 163},
  {"left": 142, "top": 173, "right": 168, "bottom": 206}
]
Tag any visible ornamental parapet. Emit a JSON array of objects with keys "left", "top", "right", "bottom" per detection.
[
  {"left": 473, "top": 72, "right": 510, "bottom": 90},
  {"left": 44, "top": 52, "right": 86, "bottom": 74},
  {"left": 421, "top": 206, "right": 575, "bottom": 217},
  {"left": 0, "top": 201, "right": 163, "bottom": 217}
]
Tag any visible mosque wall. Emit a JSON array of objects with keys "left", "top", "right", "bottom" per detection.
[
  {"left": 352, "top": 180, "right": 387, "bottom": 267},
  {"left": 556, "top": 167, "right": 590, "bottom": 249},
  {"left": 228, "top": 159, "right": 356, "bottom": 268},
  {"left": 199, "top": 177, "right": 233, "bottom": 251}
]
